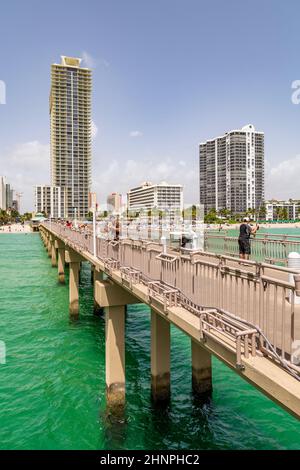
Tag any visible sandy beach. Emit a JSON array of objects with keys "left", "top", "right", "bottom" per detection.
[
  {"left": 209, "top": 222, "right": 300, "bottom": 230},
  {"left": 0, "top": 223, "right": 31, "bottom": 234}
]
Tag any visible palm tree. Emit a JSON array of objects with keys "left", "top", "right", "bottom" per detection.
[{"left": 258, "top": 205, "right": 266, "bottom": 220}]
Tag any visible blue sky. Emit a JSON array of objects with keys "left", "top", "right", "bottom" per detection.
[{"left": 0, "top": 0, "right": 300, "bottom": 211}]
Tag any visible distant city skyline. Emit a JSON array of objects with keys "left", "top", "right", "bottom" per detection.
[
  {"left": 1, "top": 0, "right": 300, "bottom": 211},
  {"left": 0, "top": 176, "right": 18, "bottom": 212}
]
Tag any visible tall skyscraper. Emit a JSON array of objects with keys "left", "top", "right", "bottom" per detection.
[
  {"left": 199, "top": 124, "right": 264, "bottom": 215},
  {"left": 50, "top": 56, "right": 92, "bottom": 218},
  {"left": 0, "top": 177, "right": 14, "bottom": 211},
  {"left": 0, "top": 176, "right": 6, "bottom": 210},
  {"left": 5, "top": 183, "right": 13, "bottom": 210}
]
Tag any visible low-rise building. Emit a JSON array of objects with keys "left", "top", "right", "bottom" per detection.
[
  {"left": 127, "top": 181, "right": 183, "bottom": 213},
  {"left": 35, "top": 185, "right": 62, "bottom": 218},
  {"left": 265, "top": 199, "right": 300, "bottom": 220}
]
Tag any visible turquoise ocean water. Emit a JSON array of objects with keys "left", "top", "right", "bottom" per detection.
[{"left": 0, "top": 232, "right": 299, "bottom": 450}]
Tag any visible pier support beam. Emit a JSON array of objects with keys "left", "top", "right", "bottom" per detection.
[
  {"left": 47, "top": 234, "right": 52, "bottom": 258},
  {"left": 69, "top": 261, "right": 80, "bottom": 317},
  {"left": 94, "top": 269, "right": 104, "bottom": 314},
  {"left": 191, "top": 339, "right": 212, "bottom": 397},
  {"left": 65, "top": 249, "right": 84, "bottom": 318},
  {"left": 106, "top": 305, "right": 126, "bottom": 407},
  {"left": 50, "top": 236, "right": 57, "bottom": 267},
  {"left": 95, "top": 279, "right": 140, "bottom": 408},
  {"left": 151, "top": 309, "right": 170, "bottom": 402},
  {"left": 55, "top": 239, "right": 65, "bottom": 284}
]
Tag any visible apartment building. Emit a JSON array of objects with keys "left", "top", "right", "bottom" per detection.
[
  {"left": 199, "top": 124, "right": 264, "bottom": 215},
  {"left": 50, "top": 56, "right": 92, "bottom": 218},
  {"left": 265, "top": 199, "right": 300, "bottom": 221},
  {"left": 0, "top": 176, "right": 6, "bottom": 210},
  {"left": 127, "top": 182, "right": 183, "bottom": 213},
  {"left": 35, "top": 185, "right": 62, "bottom": 218},
  {"left": 0, "top": 176, "right": 14, "bottom": 211}
]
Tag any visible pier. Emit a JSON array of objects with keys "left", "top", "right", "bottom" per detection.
[{"left": 40, "top": 222, "right": 300, "bottom": 419}]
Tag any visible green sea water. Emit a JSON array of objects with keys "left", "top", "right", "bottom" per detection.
[
  {"left": 227, "top": 226, "right": 300, "bottom": 238},
  {"left": 0, "top": 233, "right": 300, "bottom": 450}
]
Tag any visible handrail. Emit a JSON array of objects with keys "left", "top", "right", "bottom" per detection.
[
  {"left": 41, "top": 222, "right": 300, "bottom": 380},
  {"left": 204, "top": 232, "right": 300, "bottom": 264}
]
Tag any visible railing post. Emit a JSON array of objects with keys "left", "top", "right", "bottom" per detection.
[
  {"left": 161, "top": 236, "right": 167, "bottom": 254},
  {"left": 288, "top": 252, "right": 300, "bottom": 305},
  {"left": 93, "top": 208, "right": 97, "bottom": 258}
]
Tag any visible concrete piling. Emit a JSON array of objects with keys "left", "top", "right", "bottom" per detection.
[
  {"left": 55, "top": 239, "right": 65, "bottom": 284},
  {"left": 105, "top": 305, "right": 126, "bottom": 407},
  {"left": 151, "top": 309, "right": 170, "bottom": 402},
  {"left": 191, "top": 339, "right": 212, "bottom": 397}
]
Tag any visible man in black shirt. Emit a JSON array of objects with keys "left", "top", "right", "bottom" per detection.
[{"left": 238, "top": 217, "right": 259, "bottom": 259}]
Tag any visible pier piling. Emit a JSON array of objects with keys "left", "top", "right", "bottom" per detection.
[
  {"left": 47, "top": 234, "right": 52, "bottom": 258},
  {"left": 65, "top": 249, "right": 83, "bottom": 317},
  {"left": 50, "top": 236, "right": 57, "bottom": 267},
  {"left": 105, "top": 305, "right": 126, "bottom": 408},
  {"left": 191, "top": 339, "right": 212, "bottom": 397},
  {"left": 151, "top": 309, "right": 171, "bottom": 403},
  {"left": 95, "top": 279, "right": 140, "bottom": 408},
  {"left": 93, "top": 269, "right": 104, "bottom": 314},
  {"left": 55, "top": 239, "right": 65, "bottom": 284}
]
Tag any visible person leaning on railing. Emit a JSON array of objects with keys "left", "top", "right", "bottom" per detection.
[{"left": 238, "top": 217, "right": 259, "bottom": 260}]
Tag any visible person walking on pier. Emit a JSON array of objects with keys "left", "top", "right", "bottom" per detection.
[{"left": 238, "top": 217, "right": 259, "bottom": 259}]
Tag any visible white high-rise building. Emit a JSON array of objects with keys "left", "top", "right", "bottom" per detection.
[
  {"left": 0, "top": 176, "right": 7, "bottom": 210},
  {"left": 199, "top": 124, "right": 264, "bottom": 215},
  {"left": 5, "top": 183, "right": 13, "bottom": 210},
  {"left": 50, "top": 56, "right": 92, "bottom": 218},
  {"left": 128, "top": 182, "right": 183, "bottom": 213},
  {"left": 0, "top": 177, "right": 14, "bottom": 211},
  {"left": 35, "top": 185, "right": 62, "bottom": 218}
]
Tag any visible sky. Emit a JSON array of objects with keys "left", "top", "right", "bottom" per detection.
[{"left": 0, "top": 0, "right": 300, "bottom": 212}]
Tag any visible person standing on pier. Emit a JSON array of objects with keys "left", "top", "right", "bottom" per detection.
[{"left": 238, "top": 217, "right": 259, "bottom": 259}]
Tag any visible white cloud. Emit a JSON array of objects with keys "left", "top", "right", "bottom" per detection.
[
  {"left": 93, "top": 157, "right": 198, "bottom": 205},
  {"left": 0, "top": 141, "right": 50, "bottom": 212},
  {"left": 129, "top": 130, "right": 143, "bottom": 138},
  {"left": 81, "top": 52, "right": 109, "bottom": 69},
  {"left": 100, "top": 58, "right": 110, "bottom": 68},
  {"left": 91, "top": 121, "right": 98, "bottom": 140},
  {"left": 266, "top": 155, "right": 300, "bottom": 199},
  {"left": 81, "top": 51, "right": 96, "bottom": 69}
]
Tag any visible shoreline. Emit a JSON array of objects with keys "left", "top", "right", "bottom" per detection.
[
  {"left": 0, "top": 224, "right": 32, "bottom": 234},
  {"left": 208, "top": 222, "right": 300, "bottom": 230}
]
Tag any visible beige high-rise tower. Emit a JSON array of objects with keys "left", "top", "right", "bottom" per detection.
[{"left": 50, "top": 56, "right": 92, "bottom": 218}]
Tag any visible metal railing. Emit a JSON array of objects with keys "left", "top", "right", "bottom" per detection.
[
  {"left": 42, "top": 222, "right": 300, "bottom": 379},
  {"left": 204, "top": 232, "right": 300, "bottom": 264}
]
